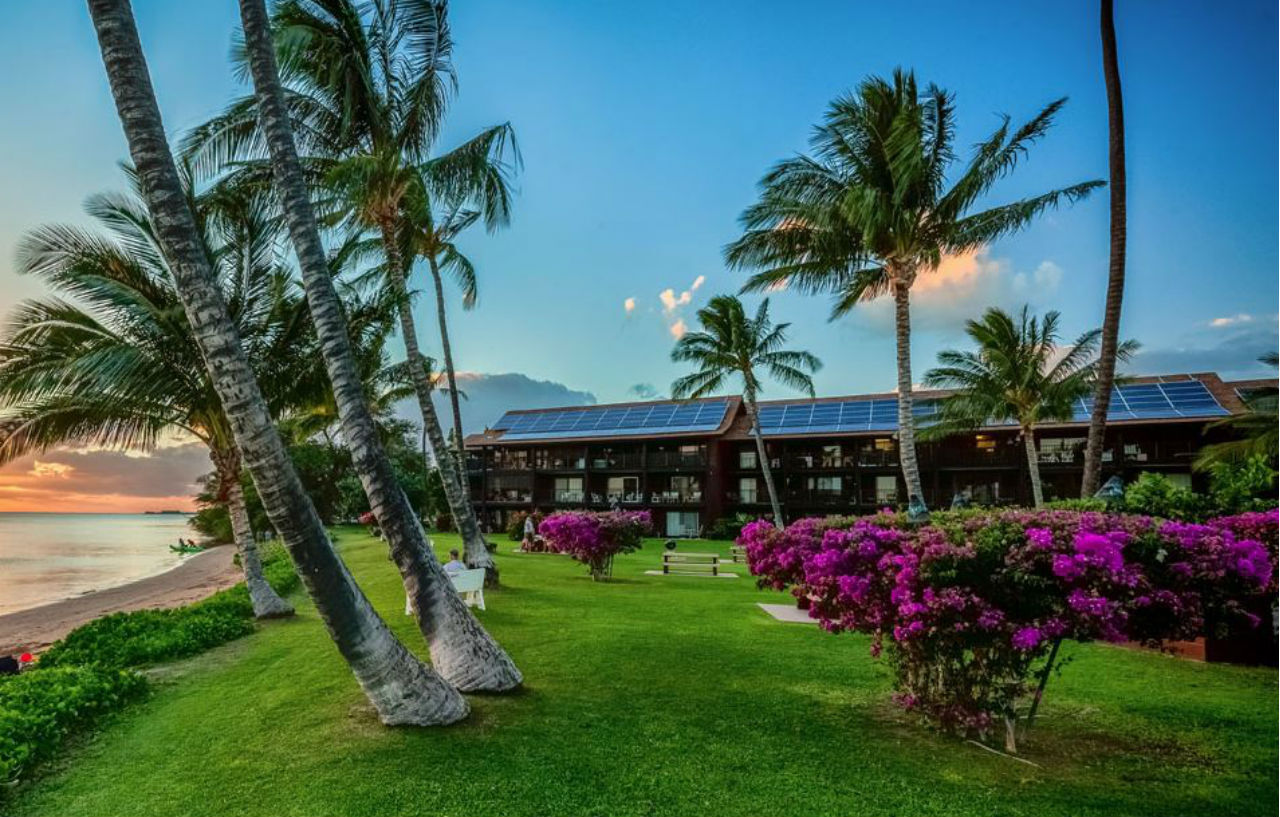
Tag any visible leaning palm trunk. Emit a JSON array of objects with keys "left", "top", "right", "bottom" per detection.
[
  {"left": 1021, "top": 427, "right": 1045, "bottom": 509},
  {"left": 378, "top": 222, "right": 496, "bottom": 584},
  {"left": 239, "top": 0, "right": 519, "bottom": 692},
  {"left": 743, "top": 393, "right": 784, "bottom": 526},
  {"left": 891, "top": 276, "right": 927, "bottom": 505},
  {"left": 1081, "top": 0, "right": 1127, "bottom": 497},
  {"left": 216, "top": 449, "right": 294, "bottom": 618},
  {"left": 427, "top": 255, "right": 467, "bottom": 464},
  {"left": 88, "top": 0, "right": 466, "bottom": 725}
]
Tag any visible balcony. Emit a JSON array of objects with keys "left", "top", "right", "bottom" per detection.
[
  {"left": 786, "top": 490, "right": 853, "bottom": 508},
  {"left": 647, "top": 452, "right": 706, "bottom": 469},
  {"left": 786, "top": 455, "right": 853, "bottom": 470},
  {"left": 464, "top": 455, "right": 485, "bottom": 472},
  {"left": 855, "top": 450, "right": 898, "bottom": 468},
  {"left": 588, "top": 453, "right": 644, "bottom": 470},
  {"left": 726, "top": 491, "right": 766, "bottom": 505},
  {"left": 927, "top": 448, "right": 1022, "bottom": 469},
  {"left": 650, "top": 490, "right": 702, "bottom": 504},
  {"left": 1037, "top": 449, "right": 1114, "bottom": 466},
  {"left": 551, "top": 490, "right": 585, "bottom": 504},
  {"left": 484, "top": 491, "right": 532, "bottom": 504},
  {"left": 537, "top": 458, "right": 586, "bottom": 471},
  {"left": 604, "top": 492, "right": 646, "bottom": 505},
  {"left": 489, "top": 456, "right": 531, "bottom": 471}
]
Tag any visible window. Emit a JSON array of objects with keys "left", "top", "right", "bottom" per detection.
[
  {"left": 739, "top": 477, "right": 758, "bottom": 503},
  {"left": 739, "top": 449, "right": 758, "bottom": 469},
  {"left": 665, "top": 511, "right": 700, "bottom": 538},
  {"left": 975, "top": 434, "right": 997, "bottom": 452},
  {"left": 669, "top": 475, "right": 700, "bottom": 500},
  {"left": 821, "top": 445, "right": 842, "bottom": 468},
  {"left": 607, "top": 476, "right": 640, "bottom": 502},
  {"left": 875, "top": 476, "right": 898, "bottom": 504},
  {"left": 553, "top": 477, "right": 583, "bottom": 503},
  {"left": 808, "top": 476, "right": 842, "bottom": 494}
]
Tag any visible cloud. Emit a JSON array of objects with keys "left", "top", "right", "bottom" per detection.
[
  {"left": 691, "top": 275, "right": 706, "bottom": 292},
  {"left": 628, "top": 383, "right": 664, "bottom": 400},
  {"left": 668, "top": 318, "right": 688, "bottom": 340},
  {"left": 623, "top": 296, "right": 636, "bottom": 314},
  {"left": 1128, "top": 317, "right": 1279, "bottom": 380},
  {"left": 412, "top": 372, "right": 596, "bottom": 435},
  {"left": 0, "top": 443, "right": 210, "bottom": 512},
  {"left": 659, "top": 287, "right": 692, "bottom": 314},
  {"left": 1209, "top": 313, "right": 1254, "bottom": 328},
  {"left": 30, "top": 461, "right": 73, "bottom": 479},
  {"left": 856, "top": 249, "right": 1065, "bottom": 332}
]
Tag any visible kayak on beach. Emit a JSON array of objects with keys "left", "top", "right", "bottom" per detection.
[{"left": 169, "top": 544, "right": 205, "bottom": 554}]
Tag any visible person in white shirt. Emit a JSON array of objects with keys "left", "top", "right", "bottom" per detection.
[{"left": 442, "top": 548, "right": 467, "bottom": 575}]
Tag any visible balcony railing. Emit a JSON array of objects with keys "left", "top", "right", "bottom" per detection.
[
  {"left": 537, "top": 458, "right": 586, "bottom": 471},
  {"left": 484, "top": 492, "right": 532, "bottom": 504},
  {"left": 647, "top": 452, "right": 706, "bottom": 469},
  {"left": 786, "top": 455, "right": 854, "bottom": 470},
  {"left": 786, "top": 490, "right": 852, "bottom": 507},
  {"left": 589, "top": 453, "right": 644, "bottom": 470},
  {"left": 489, "top": 457, "right": 531, "bottom": 471},
  {"left": 726, "top": 491, "right": 765, "bottom": 505},
  {"left": 854, "top": 450, "right": 898, "bottom": 468},
  {"left": 1037, "top": 449, "right": 1115, "bottom": 466},
  {"left": 604, "top": 492, "right": 646, "bottom": 505},
  {"left": 552, "top": 490, "right": 585, "bottom": 503},
  {"left": 650, "top": 490, "right": 702, "bottom": 504}
]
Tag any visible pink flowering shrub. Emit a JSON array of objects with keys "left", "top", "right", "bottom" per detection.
[
  {"left": 742, "top": 507, "right": 1277, "bottom": 740},
  {"left": 539, "top": 510, "right": 653, "bottom": 580}
]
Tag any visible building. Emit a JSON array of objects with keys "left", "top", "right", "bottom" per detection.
[{"left": 463, "top": 372, "right": 1274, "bottom": 537}]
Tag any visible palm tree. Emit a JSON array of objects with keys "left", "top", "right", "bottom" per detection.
[
  {"left": 183, "top": 0, "right": 516, "bottom": 580},
  {"left": 725, "top": 69, "right": 1102, "bottom": 509},
  {"left": 671, "top": 296, "right": 820, "bottom": 526},
  {"left": 1194, "top": 353, "right": 1279, "bottom": 470},
  {"left": 236, "top": 0, "right": 521, "bottom": 692},
  {"left": 1081, "top": 0, "right": 1129, "bottom": 496},
  {"left": 86, "top": 0, "right": 466, "bottom": 725},
  {"left": 922, "top": 307, "right": 1135, "bottom": 508},
  {"left": 0, "top": 175, "right": 300, "bottom": 619}
]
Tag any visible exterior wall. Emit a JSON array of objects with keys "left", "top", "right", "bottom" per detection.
[{"left": 466, "top": 422, "right": 1212, "bottom": 534}]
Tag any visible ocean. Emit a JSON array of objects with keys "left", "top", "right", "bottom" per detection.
[{"left": 0, "top": 513, "right": 197, "bottom": 616}]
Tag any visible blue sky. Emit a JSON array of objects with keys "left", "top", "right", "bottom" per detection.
[{"left": 0, "top": 1, "right": 1276, "bottom": 508}]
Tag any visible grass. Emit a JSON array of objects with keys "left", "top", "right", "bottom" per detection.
[{"left": 12, "top": 528, "right": 1277, "bottom": 816}]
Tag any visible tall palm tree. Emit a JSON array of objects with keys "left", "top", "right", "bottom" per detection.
[
  {"left": 922, "top": 307, "right": 1135, "bottom": 507},
  {"left": 236, "top": 0, "right": 521, "bottom": 692},
  {"left": 86, "top": 0, "right": 466, "bottom": 725},
  {"left": 183, "top": 0, "right": 516, "bottom": 580},
  {"left": 0, "top": 178, "right": 298, "bottom": 619},
  {"left": 725, "top": 69, "right": 1102, "bottom": 508},
  {"left": 1081, "top": 0, "right": 1128, "bottom": 496},
  {"left": 671, "top": 295, "right": 820, "bottom": 526},
  {"left": 1194, "top": 353, "right": 1279, "bottom": 470}
]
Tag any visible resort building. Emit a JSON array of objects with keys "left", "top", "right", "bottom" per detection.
[{"left": 464, "top": 372, "right": 1275, "bottom": 537}]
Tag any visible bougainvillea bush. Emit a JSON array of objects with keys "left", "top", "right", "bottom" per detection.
[
  {"left": 539, "top": 510, "right": 653, "bottom": 580},
  {"left": 740, "top": 508, "right": 1277, "bottom": 750}
]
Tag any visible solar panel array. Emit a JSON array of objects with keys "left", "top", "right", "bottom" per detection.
[
  {"left": 756, "top": 380, "right": 1228, "bottom": 436},
  {"left": 493, "top": 400, "right": 731, "bottom": 441}
]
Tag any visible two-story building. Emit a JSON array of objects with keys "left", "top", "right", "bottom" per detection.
[{"left": 463, "top": 372, "right": 1273, "bottom": 537}]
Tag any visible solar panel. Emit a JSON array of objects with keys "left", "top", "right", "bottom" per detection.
[
  {"left": 758, "top": 380, "right": 1229, "bottom": 435},
  {"left": 495, "top": 399, "right": 732, "bottom": 441}
]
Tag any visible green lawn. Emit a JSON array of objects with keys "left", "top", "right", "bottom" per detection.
[{"left": 14, "top": 528, "right": 1277, "bottom": 816}]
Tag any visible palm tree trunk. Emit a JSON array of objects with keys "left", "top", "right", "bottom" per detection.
[
  {"left": 237, "top": 0, "right": 519, "bottom": 692},
  {"left": 215, "top": 448, "right": 293, "bottom": 618},
  {"left": 1022, "top": 427, "right": 1045, "bottom": 509},
  {"left": 743, "top": 392, "right": 784, "bottom": 527},
  {"left": 378, "top": 221, "right": 496, "bottom": 585},
  {"left": 427, "top": 254, "right": 467, "bottom": 465},
  {"left": 1081, "top": 0, "right": 1127, "bottom": 497},
  {"left": 891, "top": 275, "right": 927, "bottom": 506},
  {"left": 88, "top": 0, "right": 467, "bottom": 725}
]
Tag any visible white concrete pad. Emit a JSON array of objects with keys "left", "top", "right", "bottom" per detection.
[
  {"left": 757, "top": 603, "right": 818, "bottom": 624},
  {"left": 643, "top": 570, "right": 739, "bottom": 578}
]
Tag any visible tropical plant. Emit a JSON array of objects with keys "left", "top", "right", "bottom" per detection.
[
  {"left": 538, "top": 510, "right": 653, "bottom": 580},
  {"left": 234, "top": 0, "right": 520, "bottom": 691},
  {"left": 725, "top": 69, "right": 1102, "bottom": 508},
  {"left": 671, "top": 295, "right": 821, "bottom": 526},
  {"left": 1195, "top": 353, "right": 1279, "bottom": 470},
  {"left": 183, "top": 0, "right": 516, "bottom": 581},
  {"left": 740, "top": 507, "right": 1276, "bottom": 753},
  {"left": 922, "top": 306, "right": 1135, "bottom": 507},
  {"left": 0, "top": 173, "right": 298, "bottom": 619},
  {"left": 85, "top": 0, "right": 464, "bottom": 725}
]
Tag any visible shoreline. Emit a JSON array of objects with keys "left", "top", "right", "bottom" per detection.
[{"left": 0, "top": 545, "right": 240, "bottom": 656}]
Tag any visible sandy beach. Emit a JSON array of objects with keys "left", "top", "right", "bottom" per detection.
[{"left": 0, "top": 545, "right": 240, "bottom": 656}]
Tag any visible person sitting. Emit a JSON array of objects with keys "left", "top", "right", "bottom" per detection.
[{"left": 442, "top": 549, "right": 467, "bottom": 575}]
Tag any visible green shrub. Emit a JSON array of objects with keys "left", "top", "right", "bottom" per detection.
[
  {"left": 1044, "top": 498, "right": 1109, "bottom": 512},
  {"left": 704, "top": 514, "right": 756, "bottom": 540},
  {"left": 507, "top": 510, "right": 543, "bottom": 541},
  {"left": 0, "top": 666, "right": 148, "bottom": 784},
  {"left": 1208, "top": 456, "right": 1278, "bottom": 515},
  {"left": 1122, "top": 472, "right": 1215, "bottom": 521}
]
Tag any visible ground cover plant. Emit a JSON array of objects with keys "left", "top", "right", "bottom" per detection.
[
  {"left": 740, "top": 508, "right": 1277, "bottom": 751},
  {"left": 8, "top": 527, "right": 1277, "bottom": 816}
]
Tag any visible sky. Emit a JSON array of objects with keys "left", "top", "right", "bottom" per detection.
[{"left": 0, "top": 0, "right": 1275, "bottom": 511}]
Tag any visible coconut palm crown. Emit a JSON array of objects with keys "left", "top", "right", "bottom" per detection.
[
  {"left": 921, "top": 306, "right": 1136, "bottom": 507},
  {"left": 671, "top": 295, "right": 821, "bottom": 526},
  {"left": 725, "top": 68, "right": 1103, "bottom": 507}
]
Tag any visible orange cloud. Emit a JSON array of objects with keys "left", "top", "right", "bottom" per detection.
[
  {"left": 668, "top": 318, "right": 687, "bottom": 340},
  {"left": 0, "top": 445, "right": 207, "bottom": 513},
  {"left": 623, "top": 296, "right": 636, "bottom": 314},
  {"left": 30, "top": 461, "right": 74, "bottom": 479}
]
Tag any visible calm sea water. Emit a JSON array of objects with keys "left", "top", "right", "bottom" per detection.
[{"left": 0, "top": 513, "right": 196, "bottom": 616}]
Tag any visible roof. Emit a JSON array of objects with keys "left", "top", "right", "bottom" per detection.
[{"left": 466, "top": 372, "right": 1272, "bottom": 447}]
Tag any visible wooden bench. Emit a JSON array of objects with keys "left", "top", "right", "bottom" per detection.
[
  {"left": 662, "top": 551, "right": 722, "bottom": 576},
  {"left": 729, "top": 545, "right": 747, "bottom": 564}
]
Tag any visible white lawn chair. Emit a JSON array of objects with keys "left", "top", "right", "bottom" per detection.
[{"left": 404, "top": 568, "right": 487, "bottom": 614}]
